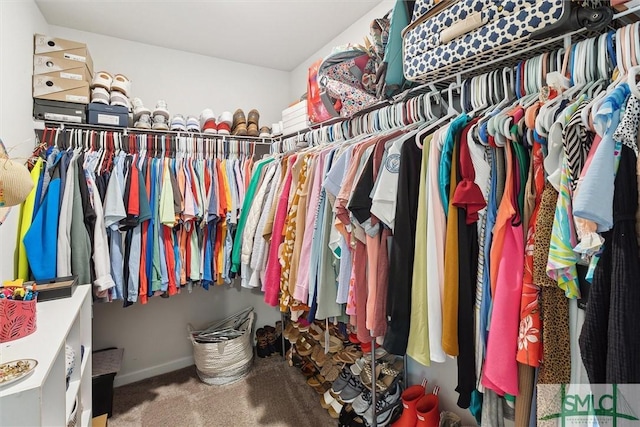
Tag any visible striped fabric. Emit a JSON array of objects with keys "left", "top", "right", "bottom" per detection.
[
  {"left": 563, "top": 102, "right": 594, "bottom": 191},
  {"left": 546, "top": 100, "right": 586, "bottom": 299}
]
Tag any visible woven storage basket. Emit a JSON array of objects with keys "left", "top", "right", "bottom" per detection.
[{"left": 188, "top": 310, "right": 255, "bottom": 385}]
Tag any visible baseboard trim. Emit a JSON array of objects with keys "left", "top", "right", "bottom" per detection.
[{"left": 114, "top": 356, "right": 195, "bottom": 387}]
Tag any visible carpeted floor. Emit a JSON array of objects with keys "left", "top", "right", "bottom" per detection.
[{"left": 109, "top": 356, "right": 336, "bottom": 427}]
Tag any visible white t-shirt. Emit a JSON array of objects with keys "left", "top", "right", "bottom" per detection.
[{"left": 370, "top": 135, "right": 407, "bottom": 231}]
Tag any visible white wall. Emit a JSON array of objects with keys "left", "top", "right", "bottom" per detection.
[
  {"left": 288, "top": 0, "right": 395, "bottom": 101},
  {"left": 49, "top": 25, "right": 289, "bottom": 128},
  {"left": 42, "top": 26, "right": 288, "bottom": 384},
  {"left": 0, "top": 0, "right": 49, "bottom": 283},
  {"left": 0, "top": 14, "right": 286, "bottom": 385}
]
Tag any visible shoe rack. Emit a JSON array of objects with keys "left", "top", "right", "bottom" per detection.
[{"left": 283, "top": 315, "right": 405, "bottom": 426}]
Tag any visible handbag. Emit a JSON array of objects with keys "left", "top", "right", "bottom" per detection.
[{"left": 402, "top": 0, "right": 613, "bottom": 83}]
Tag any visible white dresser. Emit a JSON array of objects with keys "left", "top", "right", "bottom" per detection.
[{"left": 0, "top": 284, "right": 92, "bottom": 427}]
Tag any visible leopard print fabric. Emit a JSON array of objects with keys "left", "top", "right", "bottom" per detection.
[{"left": 534, "top": 182, "right": 571, "bottom": 385}]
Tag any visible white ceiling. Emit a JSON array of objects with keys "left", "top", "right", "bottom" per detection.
[{"left": 35, "top": 0, "right": 383, "bottom": 71}]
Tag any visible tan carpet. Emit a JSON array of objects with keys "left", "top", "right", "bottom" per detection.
[{"left": 109, "top": 356, "right": 336, "bottom": 427}]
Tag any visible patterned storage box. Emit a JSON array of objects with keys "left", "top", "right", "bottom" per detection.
[
  {"left": 402, "top": 0, "right": 568, "bottom": 83},
  {"left": 0, "top": 298, "right": 37, "bottom": 343}
]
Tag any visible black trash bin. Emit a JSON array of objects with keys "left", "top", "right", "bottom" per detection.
[{"left": 92, "top": 347, "right": 123, "bottom": 418}]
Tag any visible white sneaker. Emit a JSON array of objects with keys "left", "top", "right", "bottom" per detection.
[
  {"left": 132, "top": 98, "right": 150, "bottom": 120},
  {"left": 186, "top": 115, "right": 200, "bottom": 132},
  {"left": 153, "top": 100, "right": 170, "bottom": 119},
  {"left": 200, "top": 108, "right": 217, "bottom": 134},
  {"left": 170, "top": 114, "right": 187, "bottom": 131},
  {"left": 91, "top": 71, "right": 113, "bottom": 90},
  {"left": 217, "top": 111, "right": 232, "bottom": 135},
  {"left": 134, "top": 113, "right": 152, "bottom": 129},
  {"left": 110, "top": 74, "right": 131, "bottom": 97},
  {"left": 91, "top": 87, "right": 110, "bottom": 105},
  {"left": 152, "top": 100, "right": 170, "bottom": 130},
  {"left": 110, "top": 91, "right": 130, "bottom": 109}
]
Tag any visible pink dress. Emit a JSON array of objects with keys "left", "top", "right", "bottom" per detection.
[{"left": 263, "top": 160, "right": 295, "bottom": 307}]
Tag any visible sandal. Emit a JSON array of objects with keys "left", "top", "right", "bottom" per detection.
[
  {"left": 283, "top": 322, "right": 295, "bottom": 341},
  {"left": 322, "top": 335, "right": 344, "bottom": 353},
  {"left": 309, "top": 322, "right": 325, "bottom": 342},
  {"left": 333, "top": 347, "right": 363, "bottom": 364},
  {"left": 320, "top": 360, "right": 335, "bottom": 378},
  {"left": 307, "top": 374, "right": 326, "bottom": 387},
  {"left": 324, "top": 364, "right": 341, "bottom": 383},
  {"left": 350, "top": 358, "right": 366, "bottom": 376},
  {"left": 359, "top": 363, "right": 382, "bottom": 388},
  {"left": 328, "top": 398, "right": 343, "bottom": 419},
  {"left": 315, "top": 348, "right": 330, "bottom": 368},
  {"left": 295, "top": 334, "right": 315, "bottom": 357},
  {"left": 287, "top": 326, "right": 301, "bottom": 344},
  {"left": 301, "top": 361, "right": 318, "bottom": 378},
  {"left": 313, "top": 381, "right": 332, "bottom": 395}
]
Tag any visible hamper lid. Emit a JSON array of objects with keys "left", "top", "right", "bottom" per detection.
[{"left": 92, "top": 348, "right": 124, "bottom": 377}]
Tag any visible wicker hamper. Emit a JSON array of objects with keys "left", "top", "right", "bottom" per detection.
[{"left": 188, "top": 308, "right": 255, "bottom": 385}]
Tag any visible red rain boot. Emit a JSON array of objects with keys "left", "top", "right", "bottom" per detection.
[
  {"left": 416, "top": 394, "right": 440, "bottom": 427},
  {"left": 391, "top": 384, "right": 425, "bottom": 427}
]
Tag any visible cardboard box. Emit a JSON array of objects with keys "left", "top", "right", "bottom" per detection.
[
  {"left": 92, "top": 414, "right": 108, "bottom": 427},
  {"left": 34, "top": 34, "right": 86, "bottom": 54},
  {"left": 34, "top": 54, "right": 93, "bottom": 80},
  {"left": 87, "top": 103, "right": 129, "bottom": 127},
  {"left": 33, "top": 99, "right": 87, "bottom": 123},
  {"left": 36, "top": 49, "right": 94, "bottom": 75},
  {"left": 39, "top": 66, "right": 91, "bottom": 82},
  {"left": 34, "top": 34, "right": 94, "bottom": 73},
  {"left": 33, "top": 74, "right": 90, "bottom": 103}
]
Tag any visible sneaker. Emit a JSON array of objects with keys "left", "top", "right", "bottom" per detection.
[
  {"left": 132, "top": 98, "right": 150, "bottom": 118},
  {"left": 110, "top": 74, "right": 131, "bottom": 97},
  {"left": 339, "top": 374, "right": 366, "bottom": 403},
  {"left": 91, "top": 87, "right": 109, "bottom": 105},
  {"left": 259, "top": 126, "right": 272, "bottom": 138},
  {"left": 134, "top": 113, "right": 152, "bottom": 129},
  {"left": 152, "top": 100, "right": 170, "bottom": 130},
  {"left": 110, "top": 91, "right": 130, "bottom": 109},
  {"left": 331, "top": 368, "right": 354, "bottom": 394},
  {"left": 363, "top": 384, "right": 401, "bottom": 426},
  {"left": 186, "top": 115, "right": 200, "bottom": 132},
  {"left": 351, "top": 389, "right": 372, "bottom": 415},
  {"left": 200, "top": 108, "right": 218, "bottom": 134},
  {"left": 218, "top": 111, "right": 232, "bottom": 135},
  {"left": 91, "top": 71, "right": 112, "bottom": 90},
  {"left": 170, "top": 114, "right": 187, "bottom": 131}
]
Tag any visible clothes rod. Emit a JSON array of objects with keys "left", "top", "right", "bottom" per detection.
[{"left": 34, "top": 119, "right": 275, "bottom": 144}]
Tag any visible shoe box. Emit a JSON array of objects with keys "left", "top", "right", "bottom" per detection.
[
  {"left": 34, "top": 34, "right": 94, "bottom": 75},
  {"left": 282, "top": 100, "right": 309, "bottom": 135},
  {"left": 33, "top": 99, "right": 87, "bottom": 123},
  {"left": 33, "top": 74, "right": 91, "bottom": 104},
  {"left": 33, "top": 34, "right": 93, "bottom": 104},
  {"left": 87, "top": 103, "right": 129, "bottom": 127}
]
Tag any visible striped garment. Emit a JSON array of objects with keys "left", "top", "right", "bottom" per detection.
[{"left": 546, "top": 100, "right": 585, "bottom": 299}]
